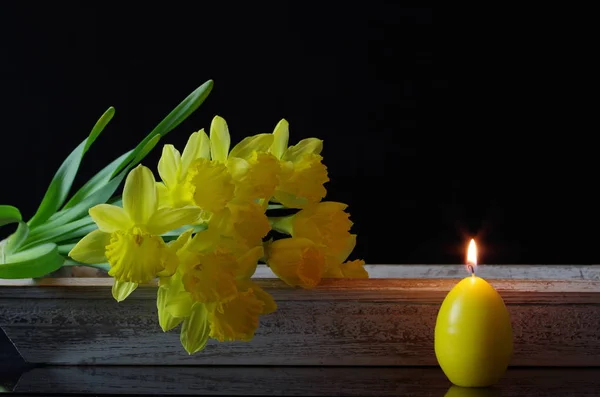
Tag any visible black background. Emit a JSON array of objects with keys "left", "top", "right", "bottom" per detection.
[{"left": 0, "top": 3, "right": 597, "bottom": 264}]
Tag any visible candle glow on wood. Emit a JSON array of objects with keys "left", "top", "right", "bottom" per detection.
[{"left": 434, "top": 238, "right": 513, "bottom": 388}]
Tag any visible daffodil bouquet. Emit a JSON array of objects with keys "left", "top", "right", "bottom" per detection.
[{"left": 0, "top": 80, "right": 367, "bottom": 354}]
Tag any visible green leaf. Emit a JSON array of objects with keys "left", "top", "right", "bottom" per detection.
[
  {"left": 57, "top": 243, "right": 77, "bottom": 255},
  {"left": 22, "top": 217, "right": 96, "bottom": 250},
  {"left": 62, "top": 150, "right": 133, "bottom": 210},
  {"left": 0, "top": 205, "right": 21, "bottom": 227},
  {"left": 266, "top": 204, "right": 286, "bottom": 210},
  {"left": 0, "top": 243, "right": 64, "bottom": 279},
  {"left": 30, "top": 135, "right": 161, "bottom": 232},
  {"left": 112, "top": 80, "right": 214, "bottom": 178},
  {"left": 4, "top": 222, "right": 29, "bottom": 255},
  {"left": 27, "top": 107, "right": 115, "bottom": 228}
]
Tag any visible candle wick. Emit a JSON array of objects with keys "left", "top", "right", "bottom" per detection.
[{"left": 467, "top": 264, "right": 475, "bottom": 276}]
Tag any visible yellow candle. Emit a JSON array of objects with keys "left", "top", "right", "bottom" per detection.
[{"left": 435, "top": 239, "right": 513, "bottom": 387}]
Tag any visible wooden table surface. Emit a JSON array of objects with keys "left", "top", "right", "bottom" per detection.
[
  {"left": 2, "top": 265, "right": 599, "bottom": 395},
  {"left": 1, "top": 365, "right": 599, "bottom": 396}
]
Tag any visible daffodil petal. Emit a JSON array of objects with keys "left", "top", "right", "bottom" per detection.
[
  {"left": 186, "top": 228, "right": 221, "bottom": 253},
  {"left": 282, "top": 138, "right": 324, "bottom": 161},
  {"left": 208, "top": 290, "right": 263, "bottom": 342},
  {"left": 210, "top": 116, "right": 230, "bottom": 163},
  {"left": 89, "top": 204, "right": 132, "bottom": 233},
  {"left": 236, "top": 245, "right": 264, "bottom": 279},
  {"left": 166, "top": 292, "right": 194, "bottom": 318},
  {"left": 335, "top": 234, "right": 357, "bottom": 264},
  {"left": 147, "top": 206, "right": 202, "bottom": 235},
  {"left": 269, "top": 119, "right": 289, "bottom": 159},
  {"left": 106, "top": 230, "right": 175, "bottom": 284},
  {"left": 180, "top": 302, "right": 211, "bottom": 354},
  {"left": 265, "top": 237, "right": 326, "bottom": 289},
  {"left": 323, "top": 262, "right": 344, "bottom": 278},
  {"left": 237, "top": 279, "right": 277, "bottom": 314},
  {"left": 157, "top": 145, "right": 181, "bottom": 187},
  {"left": 181, "top": 130, "right": 210, "bottom": 177},
  {"left": 69, "top": 230, "right": 111, "bottom": 264},
  {"left": 168, "top": 228, "right": 194, "bottom": 254},
  {"left": 123, "top": 165, "right": 158, "bottom": 225},
  {"left": 112, "top": 280, "right": 138, "bottom": 302},
  {"left": 157, "top": 285, "right": 184, "bottom": 332},
  {"left": 187, "top": 158, "right": 235, "bottom": 213},
  {"left": 229, "top": 133, "right": 274, "bottom": 160},
  {"left": 227, "top": 157, "right": 251, "bottom": 181},
  {"left": 158, "top": 269, "right": 194, "bottom": 325},
  {"left": 182, "top": 249, "right": 238, "bottom": 303},
  {"left": 156, "top": 182, "right": 170, "bottom": 209},
  {"left": 341, "top": 259, "right": 368, "bottom": 278}
]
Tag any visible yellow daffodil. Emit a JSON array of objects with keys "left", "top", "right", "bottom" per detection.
[
  {"left": 180, "top": 240, "right": 239, "bottom": 303},
  {"left": 157, "top": 229, "right": 196, "bottom": 331},
  {"left": 210, "top": 116, "right": 281, "bottom": 202},
  {"left": 156, "top": 130, "right": 211, "bottom": 209},
  {"left": 176, "top": 228, "right": 268, "bottom": 304},
  {"left": 156, "top": 230, "right": 276, "bottom": 354},
  {"left": 268, "top": 119, "right": 329, "bottom": 208},
  {"left": 264, "top": 237, "right": 326, "bottom": 289},
  {"left": 271, "top": 201, "right": 354, "bottom": 258},
  {"left": 320, "top": 234, "right": 369, "bottom": 279},
  {"left": 209, "top": 199, "right": 271, "bottom": 251},
  {"left": 208, "top": 288, "right": 264, "bottom": 342},
  {"left": 69, "top": 165, "right": 202, "bottom": 287}
]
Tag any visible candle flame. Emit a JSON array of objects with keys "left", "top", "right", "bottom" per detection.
[{"left": 466, "top": 239, "right": 477, "bottom": 274}]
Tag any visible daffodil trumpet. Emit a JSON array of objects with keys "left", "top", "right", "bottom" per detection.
[{"left": 0, "top": 81, "right": 368, "bottom": 355}]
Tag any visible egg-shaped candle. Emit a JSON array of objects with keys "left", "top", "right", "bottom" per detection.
[{"left": 435, "top": 239, "right": 513, "bottom": 387}]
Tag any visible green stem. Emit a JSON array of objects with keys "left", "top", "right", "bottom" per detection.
[
  {"left": 62, "top": 259, "right": 110, "bottom": 272},
  {"left": 0, "top": 239, "right": 6, "bottom": 264}
]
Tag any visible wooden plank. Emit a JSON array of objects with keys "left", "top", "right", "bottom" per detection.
[
  {"left": 0, "top": 277, "right": 598, "bottom": 303},
  {"left": 2, "top": 292, "right": 599, "bottom": 366},
  {"left": 11, "top": 366, "right": 600, "bottom": 396},
  {"left": 3, "top": 264, "right": 600, "bottom": 283},
  {"left": 2, "top": 266, "right": 599, "bottom": 366}
]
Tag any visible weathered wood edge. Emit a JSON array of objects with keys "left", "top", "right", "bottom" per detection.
[
  {"left": 1, "top": 277, "right": 599, "bottom": 303},
  {"left": 10, "top": 366, "right": 600, "bottom": 396},
  {"left": 3, "top": 264, "right": 600, "bottom": 284}
]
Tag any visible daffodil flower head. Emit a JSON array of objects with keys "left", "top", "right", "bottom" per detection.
[
  {"left": 156, "top": 130, "right": 210, "bottom": 209},
  {"left": 157, "top": 268, "right": 194, "bottom": 332},
  {"left": 209, "top": 200, "right": 271, "bottom": 250},
  {"left": 227, "top": 132, "right": 281, "bottom": 201},
  {"left": 320, "top": 234, "right": 369, "bottom": 279},
  {"left": 228, "top": 152, "right": 281, "bottom": 201},
  {"left": 264, "top": 237, "right": 326, "bottom": 289},
  {"left": 208, "top": 288, "right": 265, "bottom": 342},
  {"left": 275, "top": 201, "right": 354, "bottom": 259},
  {"left": 268, "top": 119, "right": 329, "bottom": 208},
  {"left": 186, "top": 158, "right": 235, "bottom": 215},
  {"left": 179, "top": 230, "right": 239, "bottom": 303},
  {"left": 69, "top": 165, "right": 202, "bottom": 284}
]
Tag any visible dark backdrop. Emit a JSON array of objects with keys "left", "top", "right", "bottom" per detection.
[{"left": 0, "top": 4, "right": 596, "bottom": 264}]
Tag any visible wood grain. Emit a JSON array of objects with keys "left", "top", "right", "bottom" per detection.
[
  {"left": 3, "top": 263, "right": 600, "bottom": 283},
  {"left": 11, "top": 366, "right": 600, "bottom": 396},
  {"left": 1, "top": 289, "right": 599, "bottom": 366},
  {"left": 0, "top": 278, "right": 598, "bottom": 303},
  {"left": 2, "top": 265, "right": 599, "bottom": 367}
]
